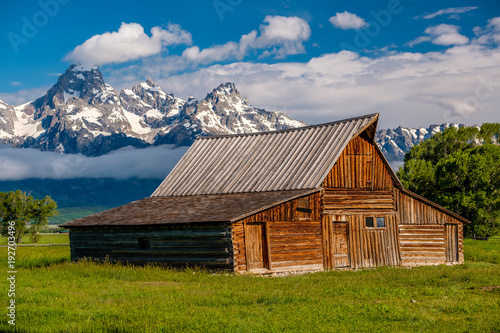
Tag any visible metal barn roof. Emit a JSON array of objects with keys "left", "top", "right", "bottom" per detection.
[
  {"left": 60, "top": 189, "right": 319, "bottom": 227},
  {"left": 152, "top": 113, "right": 379, "bottom": 197}
]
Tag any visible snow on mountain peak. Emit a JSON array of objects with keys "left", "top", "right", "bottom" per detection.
[
  {"left": 1, "top": 64, "right": 306, "bottom": 156},
  {"left": 376, "top": 123, "right": 466, "bottom": 163},
  {"left": 70, "top": 62, "right": 98, "bottom": 73},
  {"left": 213, "top": 82, "right": 239, "bottom": 96}
]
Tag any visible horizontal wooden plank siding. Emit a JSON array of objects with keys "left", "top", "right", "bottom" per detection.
[
  {"left": 233, "top": 192, "right": 324, "bottom": 273},
  {"left": 399, "top": 225, "right": 446, "bottom": 266},
  {"left": 396, "top": 189, "right": 464, "bottom": 265},
  {"left": 323, "top": 190, "right": 395, "bottom": 213},
  {"left": 268, "top": 220, "right": 323, "bottom": 270},
  {"left": 69, "top": 223, "right": 234, "bottom": 270}
]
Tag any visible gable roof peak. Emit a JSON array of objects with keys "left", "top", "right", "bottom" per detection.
[{"left": 152, "top": 113, "right": 380, "bottom": 197}]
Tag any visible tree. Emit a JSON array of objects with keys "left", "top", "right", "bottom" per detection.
[
  {"left": 397, "top": 123, "right": 500, "bottom": 239},
  {"left": 0, "top": 190, "right": 58, "bottom": 243}
]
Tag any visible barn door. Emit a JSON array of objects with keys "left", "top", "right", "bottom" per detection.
[
  {"left": 445, "top": 224, "right": 459, "bottom": 263},
  {"left": 331, "top": 222, "right": 350, "bottom": 268},
  {"left": 245, "top": 222, "right": 269, "bottom": 271}
]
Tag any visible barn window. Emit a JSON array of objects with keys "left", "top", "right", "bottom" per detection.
[
  {"left": 365, "top": 217, "right": 385, "bottom": 229},
  {"left": 296, "top": 197, "right": 312, "bottom": 220},
  {"left": 138, "top": 237, "right": 150, "bottom": 249}
]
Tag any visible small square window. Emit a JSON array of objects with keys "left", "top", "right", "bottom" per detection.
[
  {"left": 138, "top": 237, "right": 150, "bottom": 249},
  {"left": 365, "top": 217, "right": 374, "bottom": 228},
  {"left": 376, "top": 217, "right": 385, "bottom": 228}
]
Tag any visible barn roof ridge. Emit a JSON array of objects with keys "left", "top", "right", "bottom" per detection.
[{"left": 152, "top": 113, "right": 379, "bottom": 196}]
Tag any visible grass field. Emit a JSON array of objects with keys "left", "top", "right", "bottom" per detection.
[
  {"left": 0, "top": 238, "right": 499, "bottom": 332},
  {"left": 0, "top": 233, "right": 69, "bottom": 246}
]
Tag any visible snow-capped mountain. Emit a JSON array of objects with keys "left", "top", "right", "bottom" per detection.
[
  {"left": 0, "top": 64, "right": 305, "bottom": 156},
  {"left": 375, "top": 123, "right": 465, "bottom": 163},
  {"left": 1, "top": 63, "right": 466, "bottom": 161}
]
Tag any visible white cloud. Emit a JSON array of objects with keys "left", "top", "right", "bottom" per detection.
[
  {"left": 474, "top": 17, "right": 500, "bottom": 45},
  {"left": 0, "top": 144, "right": 188, "bottom": 180},
  {"left": 138, "top": 43, "right": 500, "bottom": 130},
  {"left": 488, "top": 17, "right": 500, "bottom": 31},
  {"left": 409, "top": 24, "right": 469, "bottom": 47},
  {"left": 182, "top": 16, "right": 311, "bottom": 64},
  {"left": 254, "top": 15, "right": 312, "bottom": 57},
  {"left": 407, "top": 36, "right": 431, "bottom": 47},
  {"left": 0, "top": 85, "right": 50, "bottom": 105},
  {"left": 420, "top": 6, "right": 478, "bottom": 20},
  {"left": 329, "top": 12, "right": 368, "bottom": 30},
  {"left": 64, "top": 22, "right": 192, "bottom": 66}
]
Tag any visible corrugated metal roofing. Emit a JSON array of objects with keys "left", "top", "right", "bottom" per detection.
[
  {"left": 153, "top": 113, "right": 379, "bottom": 196},
  {"left": 60, "top": 189, "right": 319, "bottom": 227}
]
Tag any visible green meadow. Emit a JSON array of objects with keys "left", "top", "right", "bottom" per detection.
[{"left": 0, "top": 237, "right": 499, "bottom": 333}]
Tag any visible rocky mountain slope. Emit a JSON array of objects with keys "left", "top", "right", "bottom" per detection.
[
  {"left": 376, "top": 123, "right": 464, "bottom": 162},
  {"left": 0, "top": 64, "right": 305, "bottom": 156}
]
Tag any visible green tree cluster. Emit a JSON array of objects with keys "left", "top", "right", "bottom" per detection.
[
  {"left": 397, "top": 123, "right": 500, "bottom": 238},
  {"left": 0, "top": 190, "right": 58, "bottom": 243}
]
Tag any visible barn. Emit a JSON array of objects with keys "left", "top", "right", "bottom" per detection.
[{"left": 60, "top": 113, "right": 468, "bottom": 273}]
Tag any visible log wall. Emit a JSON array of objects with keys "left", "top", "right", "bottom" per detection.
[
  {"left": 323, "top": 190, "right": 396, "bottom": 214},
  {"left": 396, "top": 189, "right": 464, "bottom": 265},
  {"left": 233, "top": 192, "right": 323, "bottom": 273},
  {"left": 69, "top": 223, "right": 234, "bottom": 270}
]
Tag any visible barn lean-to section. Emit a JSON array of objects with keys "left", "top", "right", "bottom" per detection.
[{"left": 61, "top": 113, "right": 468, "bottom": 274}]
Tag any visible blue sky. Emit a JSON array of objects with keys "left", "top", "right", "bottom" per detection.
[{"left": 1, "top": 0, "right": 499, "bottom": 129}]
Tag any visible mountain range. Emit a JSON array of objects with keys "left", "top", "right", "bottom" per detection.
[
  {"left": 0, "top": 63, "right": 464, "bottom": 163},
  {"left": 0, "top": 64, "right": 304, "bottom": 156},
  {"left": 376, "top": 123, "right": 464, "bottom": 164}
]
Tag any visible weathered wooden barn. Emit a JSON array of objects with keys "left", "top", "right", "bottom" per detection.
[{"left": 61, "top": 113, "right": 468, "bottom": 273}]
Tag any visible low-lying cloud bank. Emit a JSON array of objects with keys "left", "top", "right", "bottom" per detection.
[{"left": 0, "top": 144, "right": 188, "bottom": 181}]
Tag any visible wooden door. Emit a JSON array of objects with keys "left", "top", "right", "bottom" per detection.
[
  {"left": 245, "top": 223, "right": 268, "bottom": 270},
  {"left": 331, "top": 222, "right": 350, "bottom": 268},
  {"left": 445, "top": 224, "right": 459, "bottom": 263}
]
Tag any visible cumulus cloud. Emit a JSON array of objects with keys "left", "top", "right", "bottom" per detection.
[
  {"left": 329, "top": 12, "right": 368, "bottom": 30},
  {"left": 140, "top": 43, "right": 500, "bottom": 129},
  {"left": 419, "top": 6, "right": 478, "bottom": 20},
  {"left": 408, "top": 24, "right": 469, "bottom": 46},
  {"left": 0, "top": 144, "right": 188, "bottom": 181},
  {"left": 0, "top": 85, "right": 51, "bottom": 105},
  {"left": 182, "top": 15, "right": 311, "bottom": 64},
  {"left": 64, "top": 22, "right": 192, "bottom": 66},
  {"left": 474, "top": 17, "right": 500, "bottom": 45}
]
